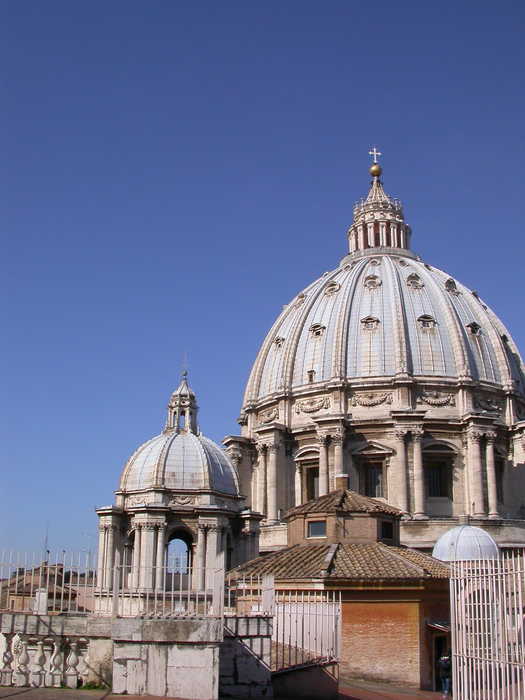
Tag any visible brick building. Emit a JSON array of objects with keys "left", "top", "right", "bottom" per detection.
[{"left": 233, "top": 479, "right": 450, "bottom": 690}]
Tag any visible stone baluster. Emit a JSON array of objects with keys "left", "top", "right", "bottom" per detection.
[
  {"left": 30, "top": 639, "right": 46, "bottom": 687},
  {"left": 294, "top": 462, "right": 302, "bottom": 506},
  {"left": 412, "top": 428, "right": 427, "bottom": 519},
  {"left": 256, "top": 444, "right": 267, "bottom": 516},
  {"left": 486, "top": 432, "right": 499, "bottom": 519},
  {"left": 394, "top": 428, "right": 409, "bottom": 514},
  {"left": 0, "top": 634, "right": 14, "bottom": 686},
  {"left": 14, "top": 636, "right": 30, "bottom": 687},
  {"left": 468, "top": 428, "right": 486, "bottom": 516},
  {"left": 267, "top": 442, "right": 280, "bottom": 523},
  {"left": 48, "top": 638, "right": 63, "bottom": 688},
  {"left": 317, "top": 434, "right": 330, "bottom": 496},
  {"left": 65, "top": 640, "right": 79, "bottom": 689}
]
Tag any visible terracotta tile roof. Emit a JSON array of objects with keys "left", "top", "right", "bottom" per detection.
[
  {"left": 284, "top": 489, "right": 400, "bottom": 519},
  {"left": 231, "top": 542, "right": 449, "bottom": 581}
]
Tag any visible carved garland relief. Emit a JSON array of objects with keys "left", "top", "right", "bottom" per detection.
[
  {"left": 295, "top": 397, "right": 331, "bottom": 414},
  {"left": 417, "top": 391, "right": 456, "bottom": 407},
  {"left": 351, "top": 392, "right": 393, "bottom": 407},
  {"left": 259, "top": 407, "right": 279, "bottom": 424}
]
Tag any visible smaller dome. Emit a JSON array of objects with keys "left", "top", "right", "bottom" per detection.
[
  {"left": 118, "top": 374, "right": 242, "bottom": 499},
  {"left": 432, "top": 524, "right": 500, "bottom": 562},
  {"left": 119, "top": 430, "right": 241, "bottom": 496}
]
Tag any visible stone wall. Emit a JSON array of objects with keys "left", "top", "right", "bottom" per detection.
[
  {"left": 220, "top": 616, "right": 273, "bottom": 698},
  {"left": 0, "top": 612, "right": 273, "bottom": 699},
  {"left": 112, "top": 618, "right": 222, "bottom": 699}
]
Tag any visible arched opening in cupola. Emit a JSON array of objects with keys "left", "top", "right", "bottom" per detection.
[{"left": 166, "top": 528, "right": 194, "bottom": 576}]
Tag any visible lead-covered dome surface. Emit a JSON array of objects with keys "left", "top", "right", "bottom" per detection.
[
  {"left": 119, "top": 430, "right": 241, "bottom": 496},
  {"left": 243, "top": 245, "right": 525, "bottom": 406},
  {"left": 432, "top": 524, "right": 500, "bottom": 561}
]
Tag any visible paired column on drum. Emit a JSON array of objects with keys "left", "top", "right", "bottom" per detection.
[
  {"left": 256, "top": 442, "right": 267, "bottom": 516},
  {"left": 412, "top": 428, "right": 426, "bottom": 519},
  {"left": 485, "top": 432, "right": 499, "bottom": 519},
  {"left": 266, "top": 442, "right": 280, "bottom": 523},
  {"left": 393, "top": 428, "right": 409, "bottom": 515},
  {"left": 317, "top": 433, "right": 330, "bottom": 497},
  {"left": 466, "top": 426, "right": 500, "bottom": 519},
  {"left": 467, "top": 428, "right": 486, "bottom": 517}
]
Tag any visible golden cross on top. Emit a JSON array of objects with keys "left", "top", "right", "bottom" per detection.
[{"left": 369, "top": 147, "right": 381, "bottom": 163}]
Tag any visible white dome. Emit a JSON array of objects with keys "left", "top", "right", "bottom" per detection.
[
  {"left": 432, "top": 524, "right": 500, "bottom": 561},
  {"left": 119, "top": 375, "right": 241, "bottom": 498},
  {"left": 119, "top": 430, "right": 241, "bottom": 496},
  {"left": 243, "top": 251, "right": 525, "bottom": 405}
]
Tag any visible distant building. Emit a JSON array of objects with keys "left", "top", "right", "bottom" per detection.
[{"left": 224, "top": 159, "right": 525, "bottom": 555}]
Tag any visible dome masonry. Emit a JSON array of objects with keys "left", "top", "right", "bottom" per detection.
[{"left": 223, "top": 153, "right": 525, "bottom": 554}]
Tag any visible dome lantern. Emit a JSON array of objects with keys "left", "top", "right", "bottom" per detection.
[
  {"left": 166, "top": 370, "right": 199, "bottom": 434},
  {"left": 348, "top": 149, "right": 411, "bottom": 254}
]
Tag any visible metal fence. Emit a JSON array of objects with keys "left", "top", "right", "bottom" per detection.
[
  {"left": 450, "top": 551, "right": 525, "bottom": 700},
  {"left": 0, "top": 551, "right": 225, "bottom": 618},
  {"left": 225, "top": 572, "right": 341, "bottom": 670},
  {"left": 1, "top": 551, "right": 341, "bottom": 675}
]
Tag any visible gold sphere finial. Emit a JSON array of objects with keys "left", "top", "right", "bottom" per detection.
[{"left": 370, "top": 162, "right": 382, "bottom": 177}]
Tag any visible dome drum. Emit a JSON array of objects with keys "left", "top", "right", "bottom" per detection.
[{"left": 224, "top": 163, "right": 525, "bottom": 554}]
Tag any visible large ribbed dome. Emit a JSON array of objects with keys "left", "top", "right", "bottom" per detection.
[
  {"left": 225, "top": 159, "right": 525, "bottom": 554},
  {"left": 243, "top": 251, "right": 525, "bottom": 404}
]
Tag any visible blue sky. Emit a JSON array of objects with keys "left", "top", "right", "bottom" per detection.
[{"left": 1, "top": 0, "right": 524, "bottom": 555}]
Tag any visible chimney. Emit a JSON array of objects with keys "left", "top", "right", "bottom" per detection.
[{"left": 335, "top": 474, "right": 349, "bottom": 490}]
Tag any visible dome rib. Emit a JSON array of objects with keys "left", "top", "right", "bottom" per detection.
[{"left": 241, "top": 252, "right": 525, "bottom": 406}]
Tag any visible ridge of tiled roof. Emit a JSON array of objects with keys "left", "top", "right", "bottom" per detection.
[
  {"left": 230, "top": 542, "right": 449, "bottom": 581},
  {"left": 284, "top": 488, "right": 400, "bottom": 519}
]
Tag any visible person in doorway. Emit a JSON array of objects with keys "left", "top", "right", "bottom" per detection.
[{"left": 437, "top": 652, "right": 452, "bottom": 698}]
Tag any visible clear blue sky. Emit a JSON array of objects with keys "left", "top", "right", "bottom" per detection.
[{"left": 1, "top": 0, "right": 524, "bottom": 555}]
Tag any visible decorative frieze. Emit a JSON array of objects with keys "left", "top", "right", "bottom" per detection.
[
  {"left": 351, "top": 392, "right": 393, "bottom": 407},
  {"left": 169, "top": 495, "right": 195, "bottom": 506},
  {"left": 474, "top": 396, "right": 502, "bottom": 412},
  {"left": 417, "top": 390, "right": 455, "bottom": 406},
  {"left": 259, "top": 407, "right": 279, "bottom": 424},
  {"left": 295, "top": 397, "right": 330, "bottom": 414}
]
